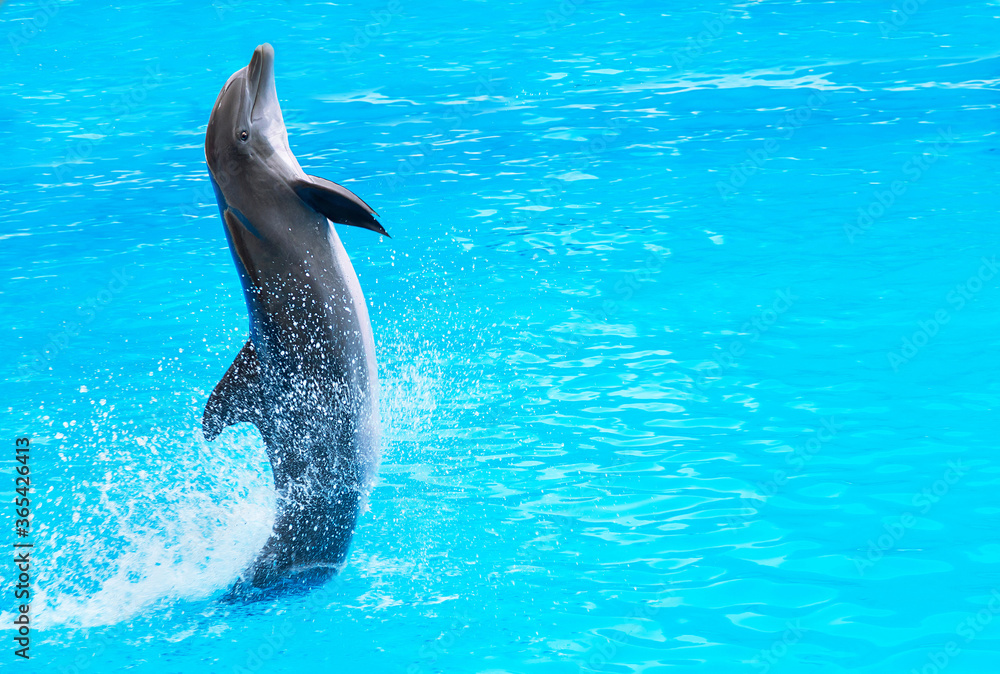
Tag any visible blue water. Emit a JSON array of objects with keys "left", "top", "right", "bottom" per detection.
[{"left": 2, "top": 0, "right": 1000, "bottom": 671}]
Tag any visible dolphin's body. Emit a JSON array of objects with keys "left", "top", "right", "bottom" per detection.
[{"left": 202, "top": 44, "right": 387, "bottom": 598}]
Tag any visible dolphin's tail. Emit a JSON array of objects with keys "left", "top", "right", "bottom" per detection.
[
  {"left": 220, "top": 564, "right": 337, "bottom": 604},
  {"left": 221, "top": 484, "right": 360, "bottom": 603}
]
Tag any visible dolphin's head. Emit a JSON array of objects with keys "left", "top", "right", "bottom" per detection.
[{"left": 206, "top": 43, "right": 301, "bottom": 200}]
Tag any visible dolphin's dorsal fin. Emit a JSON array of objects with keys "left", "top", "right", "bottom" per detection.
[
  {"left": 292, "top": 174, "right": 390, "bottom": 237},
  {"left": 203, "top": 340, "right": 264, "bottom": 442}
]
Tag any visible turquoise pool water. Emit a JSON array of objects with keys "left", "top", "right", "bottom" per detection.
[{"left": 2, "top": 0, "right": 1000, "bottom": 671}]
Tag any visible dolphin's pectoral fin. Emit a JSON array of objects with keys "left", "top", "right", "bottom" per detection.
[
  {"left": 292, "top": 174, "right": 389, "bottom": 237},
  {"left": 203, "top": 340, "right": 264, "bottom": 442}
]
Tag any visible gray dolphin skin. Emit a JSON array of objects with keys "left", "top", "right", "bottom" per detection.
[{"left": 201, "top": 43, "right": 388, "bottom": 599}]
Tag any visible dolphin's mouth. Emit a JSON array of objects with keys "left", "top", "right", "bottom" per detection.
[{"left": 246, "top": 43, "right": 275, "bottom": 123}]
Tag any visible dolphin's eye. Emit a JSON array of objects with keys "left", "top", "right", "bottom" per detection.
[{"left": 239, "top": 130, "right": 248, "bottom": 142}]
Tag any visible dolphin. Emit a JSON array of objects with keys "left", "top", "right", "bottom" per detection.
[{"left": 201, "top": 43, "right": 388, "bottom": 599}]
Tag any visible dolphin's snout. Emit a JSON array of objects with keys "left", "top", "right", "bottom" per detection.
[
  {"left": 248, "top": 43, "right": 274, "bottom": 78},
  {"left": 248, "top": 43, "right": 277, "bottom": 123}
]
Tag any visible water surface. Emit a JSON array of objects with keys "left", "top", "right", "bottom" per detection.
[{"left": 1, "top": 0, "right": 1000, "bottom": 672}]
